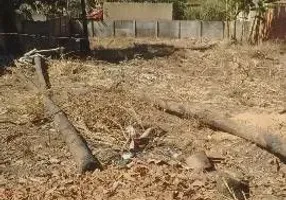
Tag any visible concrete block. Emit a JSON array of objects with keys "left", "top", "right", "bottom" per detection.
[
  {"left": 70, "top": 19, "right": 83, "bottom": 36},
  {"left": 60, "top": 17, "right": 70, "bottom": 37},
  {"left": 38, "top": 36, "right": 50, "bottom": 49},
  {"left": 115, "top": 20, "right": 135, "bottom": 37},
  {"left": 180, "top": 20, "right": 201, "bottom": 39},
  {"left": 224, "top": 21, "right": 235, "bottom": 39},
  {"left": 202, "top": 21, "right": 224, "bottom": 39},
  {"left": 93, "top": 21, "right": 114, "bottom": 37},
  {"left": 158, "top": 21, "right": 179, "bottom": 38},
  {"left": 49, "top": 17, "right": 70, "bottom": 37},
  {"left": 87, "top": 20, "right": 94, "bottom": 37},
  {"left": 48, "top": 37, "right": 57, "bottom": 48},
  {"left": 135, "top": 21, "right": 157, "bottom": 37},
  {"left": 20, "top": 35, "right": 36, "bottom": 51},
  {"left": 22, "top": 21, "right": 49, "bottom": 35},
  {"left": 0, "top": 35, "right": 5, "bottom": 54},
  {"left": 235, "top": 21, "right": 251, "bottom": 41}
]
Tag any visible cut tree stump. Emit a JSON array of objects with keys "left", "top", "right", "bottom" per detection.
[
  {"left": 140, "top": 94, "right": 286, "bottom": 161},
  {"left": 18, "top": 56, "right": 102, "bottom": 173}
]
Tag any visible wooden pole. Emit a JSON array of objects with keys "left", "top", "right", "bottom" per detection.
[{"left": 33, "top": 56, "right": 101, "bottom": 173}]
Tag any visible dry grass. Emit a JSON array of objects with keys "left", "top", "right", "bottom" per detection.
[
  {"left": 21, "top": 94, "right": 45, "bottom": 123},
  {"left": 1, "top": 39, "right": 286, "bottom": 200}
]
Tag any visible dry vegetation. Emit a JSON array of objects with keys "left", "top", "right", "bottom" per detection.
[{"left": 1, "top": 38, "right": 286, "bottom": 200}]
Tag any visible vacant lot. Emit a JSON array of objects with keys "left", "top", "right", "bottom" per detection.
[{"left": 1, "top": 38, "right": 286, "bottom": 200}]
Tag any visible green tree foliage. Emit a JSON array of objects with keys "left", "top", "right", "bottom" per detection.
[
  {"left": 166, "top": 0, "right": 189, "bottom": 20},
  {"left": 12, "top": 0, "right": 98, "bottom": 18},
  {"left": 11, "top": 0, "right": 278, "bottom": 20},
  {"left": 186, "top": 0, "right": 226, "bottom": 20},
  {"left": 105, "top": 0, "right": 262, "bottom": 20},
  {"left": 12, "top": 0, "right": 67, "bottom": 18}
]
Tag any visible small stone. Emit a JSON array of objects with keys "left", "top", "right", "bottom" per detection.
[
  {"left": 113, "top": 181, "right": 120, "bottom": 190},
  {"left": 121, "top": 152, "right": 134, "bottom": 160},
  {"left": 191, "top": 179, "right": 205, "bottom": 187},
  {"left": 0, "top": 176, "right": 7, "bottom": 186},
  {"left": 185, "top": 151, "right": 214, "bottom": 171},
  {"left": 216, "top": 172, "right": 250, "bottom": 200},
  {"left": 15, "top": 160, "right": 24, "bottom": 165},
  {"left": 126, "top": 125, "right": 137, "bottom": 139},
  {"left": 49, "top": 158, "right": 61, "bottom": 164},
  {"left": 139, "top": 128, "right": 154, "bottom": 139},
  {"left": 49, "top": 128, "right": 56, "bottom": 132},
  {"left": 18, "top": 177, "right": 27, "bottom": 184}
]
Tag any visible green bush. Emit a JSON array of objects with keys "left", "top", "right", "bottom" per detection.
[{"left": 186, "top": 0, "right": 227, "bottom": 20}]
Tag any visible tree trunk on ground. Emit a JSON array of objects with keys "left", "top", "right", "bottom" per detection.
[
  {"left": 33, "top": 56, "right": 101, "bottom": 173},
  {"left": 140, "top": 94, "right": 286, "bottom": 161}
]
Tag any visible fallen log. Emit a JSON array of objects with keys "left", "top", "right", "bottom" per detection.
[
  {"left": 141, "top": 94, "right": 286, "bottom": 161},
  {"left": 34, "top": 56, "right": 51, "bottom": 90},
  {"left": 44, "top": 97, "right": 102, "bottom": 173},
  {"left": 16, "top": 56, "right": 102, "bottom": 173}
]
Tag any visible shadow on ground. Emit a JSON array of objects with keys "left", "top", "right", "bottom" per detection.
[{"left": 66, "top": 43, "right": 177, "bottom": 63}]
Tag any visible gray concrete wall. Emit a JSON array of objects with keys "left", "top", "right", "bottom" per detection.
[
  {"left": 93, "top": 21, "right": 114, "bottom": 37},
  {"left": 235, "top": 21, "right": 251, "bottom": 41},
  {"left": 202, "top": 21, "right": 224, "bottom": 39},
  {"left": 22, "top": 21, "right": 49, "bottom": 35},
  {"left": 18, "top": 19, "right": 244, "bottom": 40},
  {"left": 49, "top": 17, "right": 70, "bottom": 36},
  {"left": 22, "top": 17, "right": 70, "bottom": 36},
  {"left": 6, "top": 19, "right": 253, "bottom": 53},
  {"left": 0, "top": 17, "right": 3, "bottom": 33},
  {"left": 158, "top": 21, "right": 180, "bottom": 38},
  {"left": 0, "top": 35, "right": 5, "bottom": 54},
  {"left": 87, "top": 20, "right": 94, "bottom": 37},
  {"left": 114, "top": 20, "right": 135, "bottom": 37},
  {"left": 224, "top": 21, "right": 235, "bottom": 39},
  {"left": 70, "top": 20, "right": 83, "bottom": 36},
  {"left": 135, "top": 21, "right": 157, "bottom": 37},
  {"left": 180, "top": 20, "right": 201, "bottom": 38},
  {"left": 103, "top": 2, "right": 172, "bottom": 20}
]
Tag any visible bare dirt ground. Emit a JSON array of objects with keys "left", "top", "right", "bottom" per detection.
[{"left": 1, "top": 38, "right": 286, "bottom": 200}]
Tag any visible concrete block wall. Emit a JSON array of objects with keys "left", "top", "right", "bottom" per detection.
[
  {"left": 20, "top": 19, "right": 250, "bottom": 40},
  {"left": 135, "top": 21, "right": 157, "bottom": 37},
  {"left": 87, "top": 20, "right": 234, "bottom": 40},
  {"left": 202, "top": 21, "right": 224, "bottom": 39},
  {"left": 70, "top": 19, "right": 83, "bottom": 36},
  {"left": 114, "top": 20, "right": 135, "bottom": 37},
  {"left": 180, "top": 20, "right": 201, "bottom": 38},
  {"left": 235, "top": 21, "right": 251, "bottom": 41},
  {"left": 93, "top": 21, "right": 114, "bottom": 37},
  {"left": 21, "top": 17, "right": 70, "bottom": 36},
  {"left": 8, "top": 19, "right": 252, "bottom": 54},
  {"left": 157, "top": 21, "right": 180, "bottom": 38},
  {"left": 22, "top": 21, "right": 49, "bottom": 35}
]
